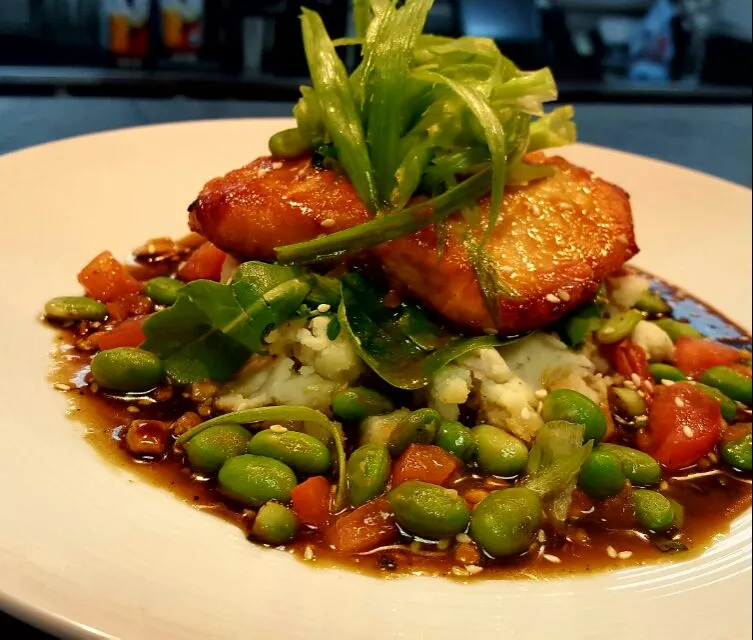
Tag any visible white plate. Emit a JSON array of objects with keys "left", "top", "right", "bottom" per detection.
[{"left": 1, "top": 119, "right": 751, "bottom": 640}]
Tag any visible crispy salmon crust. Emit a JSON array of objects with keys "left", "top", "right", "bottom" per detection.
[{"left": 188, "top": 153, "right": 637, "bottom": 334}]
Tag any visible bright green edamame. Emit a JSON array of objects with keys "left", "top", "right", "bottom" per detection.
[
  {"left": 578, "top": 450, "right": 626, "bottom": 499},
  {"left": 143, "top": 277, "right": 184, "bottom": 306},
  {"left": 471, "top": 425, "right": 528, "bottom": 476},
  {"left": 541, "top": 389, "right": 607, "bottom": 442},
  {"left": 649, "top": 363, "right": 687, "bottom": 383},
  {"left": 184, "top": 424, "right": 251, "bottom": 474},
  {"left": 634, "top": 289, "right": 670, "bottom": 315},
  {"left": 347, "top": 444, "right": 391, "bottom": 507},
  {"left": 44, "top": 296, "right": 107, "bottom": 322},
  {"left": 652, "top": 318, "right": 701, "bottom": 341},
  {"left": 251, "top": 502, "right": 300, "bottom": 545},
  {"left": 597, "top": 309, "right": 643, "bottom": 344},
  {"left": 633, "top": 489, "right": 675, "bottom": 532},
  {"left": 694, "top": 383, "right": 738, "bottom": 422},
  {"left": 469, "top": 488, "right": 542, "bottom": 558},
  {"left": 247, "top": 429, "right": 331, "bottom": 475},
  {"left": 609, "top": 387, "right": 646, "bottom": 418},
  {"left": 387, "top": 408, "right": 442, "bottom": 457},
  {"left": 268, "top": 127, "right": 310, "bottom": 158},
  {"left": 388, "top": 481, "right": 470, "bottom": 539},
  {"left": 332, "top": 387, "right": 394, "bottom": 422},
  {"left": 699, "top": 366, "right": 752, "bottom": 407},
  {"left": 598, "top": 444, "right": 661, "bottom": 486},
  {"left": 90, "top": 347, "right": 163, "bottom": 392},
  {"left": 217, "top": 454, "right": 297, "bottom": 507},
  {"left": 435, "top": 420, "right": 476, "bottom": 462},
  {"left": 720, "top": 432, "right": 752, "bottom": 472}
]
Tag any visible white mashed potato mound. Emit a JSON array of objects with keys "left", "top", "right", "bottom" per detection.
[
  {"left": 608, "top": 273, "right": 649, "bottom": 309},
  {"left": 429, "top": 365, "right": 472, "bottom": 420},
  {"left": 215, "top": 316, "right": 362, "bottom": 414},
  {"left": 631, "top": 320, "right": 675, "bottom": 362}
]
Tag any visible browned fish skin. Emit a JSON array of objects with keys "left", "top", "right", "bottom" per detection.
[{"left": 189, "top": 153, "right": 637, "bottom": 335}]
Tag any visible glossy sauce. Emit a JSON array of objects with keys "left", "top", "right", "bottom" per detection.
[{"left": 48, "top": 267, "right": 752, "bottom": 580}]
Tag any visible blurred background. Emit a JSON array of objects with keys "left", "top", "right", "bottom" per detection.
[{"left": 0, "top": 0, "right": 750, "bottom": 100}]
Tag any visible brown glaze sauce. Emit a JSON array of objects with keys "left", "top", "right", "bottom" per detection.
[{"left": 47, "top": 264, "right": 752, "bottom": 580}]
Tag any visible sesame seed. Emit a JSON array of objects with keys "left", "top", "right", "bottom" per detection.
[
  {"left": 53, "top": 383, "right": 71, "bottom": 391},
  {"left": 317, "top": 303, "right": 331, "bottom": 313},
  {"left": 320, "top": 218, "right": 336, "bottom": 228},
  {"left": 624, "top": 381, "right": 637, "bottom": 390},
  {"left": 127, "top": 406, "right": 140, "bottom": 413},
  {"left": 534, "top": 389, "right": 548, "bottom": 400},
  {"left": 303, "top": 545, "right": 315, "bottom": 561},
  {"left": 683, "top": 426, "right": 694, "bottom": 439},
  {"left": 606, "top": 545, "right": 618, "bottom": 559},
  {"left": 455, "top": 533, "right": 472, "bottom": 544},
  {"left": 708, "top": 452, "right": 719, "bottom": 464},
  {"left": 631, "top": 373, "right": 642, "bottom": 386},
  {"left": 558, "top": 290, "right": 571, "bottom": 302},
  {"left": 662, "top": 379, "right": 675, "bottom": 386},
  {"left": 537, "top": 529, "right": 547, "bottom": 543},
  {"left": 635, "top": 415, "right": 649, "bottom": 424},
  {"left": 451, "top": 566, "right": 469, "bottom": 576},
  {"left": 542, "top": 554, "right": 562, "bottom": 564},
  {"left": 660, "top": 480, "right": 669, "bottom": 491},
  {"left": 90, "top": 382, "right": 100, "bottom": 393},
  {"left": 637, "top": 390, "right": 646, "bottom": 398},
  {"left": 521, "top": 407, "right": 532, "bottom": 420},
  {"left": 602, "top": 326, "right": 616, "bottom": 335},
  {"left": 537, "top": 401, "right": 544, "bottom": 413},
  {"left": 617, "top": 551, "right": 633, "bottom": 560},
  {"left": 270, "top": 424, "right": 288, "bottom": 433},
  {"left": 500, "top": 265, "right": 514, "bottom": 273},
  {"left": 444, "top": 488, "right": 459, "bottom": 497},
  {"left": 465, "top": 565, "right": 484, "bottom": 575},
  {"left": 644, "top": 380, "right": 654, "bottom": 393},
  {"left": 545, "top": 293, "right": 560, "bottom": 304},
  {"left": 271, "top": 161, "right": 283, "bottom": 170},
  {"left": 437, "top": 538, "right": 451, "bottom": 551},
  {"left": 675, "top": 397, "right": 685, "bottom": 408}
]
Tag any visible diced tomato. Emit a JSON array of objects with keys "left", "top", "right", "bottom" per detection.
[
  {"left": 603, "top": 338, "right": 651, "bottom": 382},
  {"left": 645, "top": 382, "right": 723, "bottom": 470},
  {"left": 90, "top": 316, "right": 147, "bottom": 350},
  {"left": 728, "top": 363, "right": 753, "bottom": 378},
  {"left": 327, "top": 498, "right": 397, "bottom": 554},
  {"left": 290, "top": 476, "right": 331, "bottom": 529},
  {"left": 391, "top": 444, "right": 461, "bottom": 487},
  {"left": 592, "top": 487, "right": 636, "bottom": 529},
  {"left": 674, "top": 337, "right": 746, "bottom": 378},
  {"left": 105, "top": 293, "right": 154, "bottom": 323},
  {"left": 78, "top": 251, "right": 143, "bottom": 302},
  {"left": 176, "top": 242, "right": 227, "bottom": 282}
]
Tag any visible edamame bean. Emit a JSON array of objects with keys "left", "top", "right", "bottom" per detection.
[
  {"left": 598, "top": 444, "right": 661, "bottom": 486},
  {"left": 332, "top": 387, "right": 394, "bottom": 422},
  {"left": 652, "top": 319, "right": 701, "bottom": 341},
  {"left": 251, "top": 502, "right": 300, "bottom": 545},
  {"left": 387, "top": 408, "right": 442, "bottom": 457},
  {"left": 634, "top": 289, "right": 670, "bottom": 315},
  {"left": 578, "top": 450, "right": 626, "bottom": 499},
  {"left": 184, "top": 424, "right": 251, "bottom": 474},
  {"left": 597, "top": 309, "right": 643, "bottom": 344},
  {"left": 247, "top": 429, "right": 331, "bottom": 475},
  {"left": 44, "top": 296, "right": 108, "bottom": 322},
  {"left": 435, "top": 420, "right": 476, "bottom": 462},
  {"left": 720, "top": 432, "right": 752, "bottom": 472},
  {"left": 541, "top": 389, "right": 607, "bottom": 442},
  {"left": 471, "top": 425, "right": 528, "bottom": 476},
  {"left": 268, "top": 128, "right": 310, "bottom": 158},
  {"left": 217, "top": 454, "right": 297, "bottom": 507},
  {"left": 649, "top": 363, "right": 687, "bottom": 383},
  {"left": 609, "top": 387, "right": 646, "bottom": 418},
  {"left": 388, "top": 480, "right": 470, "bottom": 538},
  {"left": 144, "top": 277, "right": 184, "bottom": 306},
  {"left": 699, "top": 366, "right": 752, "bottom": 407},
  {"left": 90, "top": 347, "right": 163, "bottom": 392},
  {"left": 469, "top": 488, "right": 542, "bottom": 558},
  {"left": 347, "top": 444, "right": 391, "bottom": 507},
  {"left": 694, "top": 383, "right": 738, "bottom": 422},
  {"left": 633, "top": 489, "right": 675, "bottom": 532}
]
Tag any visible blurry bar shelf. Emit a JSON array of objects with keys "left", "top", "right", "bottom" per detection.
[{"left": 0, "top": 65, "right": 750, "bottom": 103}]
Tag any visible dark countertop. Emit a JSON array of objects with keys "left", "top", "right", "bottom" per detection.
[{"left": 1, "top": 96, "right": 751, "bottom": 640}]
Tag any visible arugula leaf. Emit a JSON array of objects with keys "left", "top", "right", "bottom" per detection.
[
  {"left": 141, "top": 263, "right": 312, "bottom": 383},
  {"left": 338, "top": 272, "right": 509, "bottom": 389}
]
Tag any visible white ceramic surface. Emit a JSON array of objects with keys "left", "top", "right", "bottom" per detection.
[{"left": 1, "top": 119, "right": 751, "bottom": 640}]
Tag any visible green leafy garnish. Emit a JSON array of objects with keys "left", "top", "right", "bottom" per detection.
[
  {"left": 141, "top": 263, "right": 312, "bottom": 383},
  {"left": 176, "top": 406, "right": 347, "bottom": 511},
  {"left": 338, "top": 272, "right": 510, "bottom": 389},
  {"left": 273, "top": 0, "right": 576, "bottom": 265}
]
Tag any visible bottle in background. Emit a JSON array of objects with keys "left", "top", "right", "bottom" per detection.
[{"left": 101, "top": 0, "right": 150, "bottom": 58}]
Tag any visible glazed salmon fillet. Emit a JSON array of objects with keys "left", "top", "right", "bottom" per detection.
[{"left": 188, "top": 153, "right": 637, "bottom": 334}]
